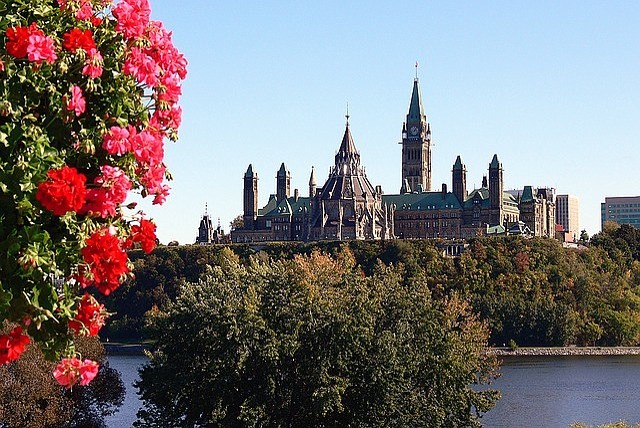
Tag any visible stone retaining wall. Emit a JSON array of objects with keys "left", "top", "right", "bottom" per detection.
[{"left": 489, "top": 347, "right": 640, "bottom": 356}]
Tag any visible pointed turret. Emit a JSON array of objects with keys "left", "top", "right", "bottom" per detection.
[
  {"left": 407, "top": 78, "right": 427, "bottom": 123},
  {"left": 452, "top": 155, "right": 467, "bottom": 204},
  {"left": 309, "top": 166, "right": 317, "bottom": 197},
  {"left": 401, "top": 73, "right": 432, "bottom": 192},
  {"left": 276, "top": 162, "right": 290, "bottom": 202},
  {"left": 490, "top": 154, "right": 501, "bottom": 169},
  {"left": 335, "top": 115, "right": 361, "bottom": 168},
  {"left": 243, "top": 164, "right": 258, "bottom": 229},
  {"left": 488, "top": 154, "right": 504, "bottom": 222}
]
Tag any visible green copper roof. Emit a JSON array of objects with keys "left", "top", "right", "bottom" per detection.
[
  {"left": 244, "top": 164, "right": 256, "bottom": 178},
  {"left": 407, "top": 79, "right": 425, "bottom": 123},
  {"left": 277, "top": 162, "right": 288, "bottom": 176},
  {"left": 260, "top": 195, "right": 312, "bottom": 217},
  {"left": 453, "top": 155, "right": 464, "bottom": 170},
  {"left": 382, "top": 191, "right": 462, "bottom": 211},
  {"left": 521, "top": 186, "right": 534, "bottom": 202},
  {"left": 489, "top": 154, "right": 501, "bottom": 169}
]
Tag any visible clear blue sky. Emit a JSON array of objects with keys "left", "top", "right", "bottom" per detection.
[{"left": 141, "top": 1, "right": 640, "bottom": 244}]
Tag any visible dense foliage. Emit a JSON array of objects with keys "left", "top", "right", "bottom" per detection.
[
  {"left": 135, "top": 249, "right": 499, "bottom": 427},
  {"left": 0, "top": 0, "right": 185, "bottom": 382},
  {"left": 0, "top": 330, "right": 124, "bottom": 428},
  {"left": 112, "top": 231, "right": 640, "bottom": 347}
]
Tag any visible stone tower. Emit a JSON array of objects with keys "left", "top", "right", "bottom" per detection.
[
  {"left": 311, "top": 115, "right": 392, "bottom": 240},
  {"left": 401, "top": 75, "right": 432, "bottom": 193},
  {"left": 452, "top": 155, "right": 467, "bottom": 205},
  {"left": 488, "top": 154, "right": 504, "bottom": 224},
  {"left": 243, "top": 164, "right": 258, "bottom": 229},
  {"left": 309, "top": 166, "right": 316, "bottom": 197},
  {"left": 276, "top": 162, "right": 290, "bottom": 202}
]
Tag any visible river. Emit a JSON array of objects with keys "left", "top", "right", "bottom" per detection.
[{"left": 105, "top": 354, "right": 640, "bottom": 427}]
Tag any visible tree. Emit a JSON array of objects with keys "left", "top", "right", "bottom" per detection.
[
  {"left": 229, "top": 214, "right": 244, "bottom": 231},
  {"left": 135, "top": 250, "right": 499, "bottom": 427},
  {"left": 0, "top": 0, "right": 185, "bottom": 384},
  {"left": 0, "top": 331, "right": 124, "bottom": 427},
  {"left": 579, "top": 229, "right": 590, "bottom": 244}
]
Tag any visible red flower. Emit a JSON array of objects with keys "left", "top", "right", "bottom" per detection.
[
  {"left": 81, "top": 229, "right": 129, "bottom": 295},
  {"left": 130, "top": 219, "right": 157, "bottom": 253},
  {"left": 7, "top": 23, "right": 57, "bottom": 64},
  {"left": 5, "top": 26, "right": 30, "bottom": 58},
  {"left": 62, "top": 28, "right": 96, "bottom": 53},
  {"left": 54, "top": 357, "right": 99, "bottom": 388},
  {"left": 69, "top": 293, "right": 108, "bottom": 336},
  {"left": 0, "top": 327, "right": 30, "bottom": 365},
  {"left": 36, "top": 166, "right": 87, "bottom": 216}
]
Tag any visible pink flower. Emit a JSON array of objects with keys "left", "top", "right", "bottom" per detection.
[
  {"left": 141, "top": 164, "right": 166, "bottom": 193},
  {"left": 124, "top": 47, "right": 158, "bottom": 86},
  {"left": 102, "top": 125, "right": 133, "bottom": 155},
  {"left": 82, "top": 48, "right": 103, "bottom": 78},
  {"left": 152, "top": 184, "right": 170, "bottom": 205},
  {"left": 83, "top": 165, "right": 132, "bottom": 218},
  {"left": 113, "top": 0, "right": 151, "bottom": 40},
  {"left": 54, "top": 357, "right": 100, "bottom": 388},
  {"left": 132, "top": 129, "right": 163, "bottom": 167},
  {"left": 155, "top": 74, "right": 182, "bottom": 107},
  {"left": 76, "top": 0, "right": 94, "bottom": 20},
  {"left": 26, "top": 32, "right": 58, "bottom": 64},
  {"left": 64, "top": 85, "right": 86, "bottom": 116},
  {"left": 0, "top": 58, "right": 5, "bottom": 72}
]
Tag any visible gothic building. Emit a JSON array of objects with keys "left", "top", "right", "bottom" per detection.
[
  {"left": 195, "top": 205, "right": 227, "bottom": 244},
  {"left": 231, "top": 116, "right": 393, "bottom": 243},
  {"left": 229, "top": 75, "right": 555, "bottom": 243}
]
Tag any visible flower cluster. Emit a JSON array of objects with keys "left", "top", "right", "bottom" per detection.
[
  {"left": 68, "top": 293, "right": 108, "bottom": 336},
  {"left": 0, "top": 0, "right": 185, "bottom": 388},
  {"left": 53, "top": 357, "right": 100, "bottom": 388},
  {"left": 80, "top": 228, "right": 130, "bottom": 296},
  {"left": 0, "top": 327, "right": 31, "bottom": 365},
  {"left": 36, "top": 166, "right": 87, "bottom": 216},
  {"left": 6, "top": 23, "right": 57, "bottom": 64}
]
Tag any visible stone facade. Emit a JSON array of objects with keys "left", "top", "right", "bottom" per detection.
[{"left": 195, "top": 205, "right": 227, "bottom": 244}]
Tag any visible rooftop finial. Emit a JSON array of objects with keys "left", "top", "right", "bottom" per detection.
[
  {"left": 415, "top": 61, "right": 419, "bottom": 80},
  {"left": 204, "top": 202, "right": 208, "bottom": 216},
  {"left": 345, "top": 102, "right": 350, "bottom": 125}
]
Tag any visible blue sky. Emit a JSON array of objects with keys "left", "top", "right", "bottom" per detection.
[{"left": 141, "top": 1, "right": 640, "bottom": 244}]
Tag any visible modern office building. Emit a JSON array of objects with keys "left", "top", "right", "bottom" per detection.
[
  {"left": 601, "top": 196, "right": 640, "bottom": 230},
  {"left": 556, "top": 194, "right": 579, "bottom": 241}
]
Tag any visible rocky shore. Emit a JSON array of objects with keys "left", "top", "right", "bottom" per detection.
[{"left": 489, "top": 346, "right": 640, "bottom": 356}]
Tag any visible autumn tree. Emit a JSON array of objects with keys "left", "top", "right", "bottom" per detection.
[{"left": 135, "top": 250, "right": 499, "bottom": 427}]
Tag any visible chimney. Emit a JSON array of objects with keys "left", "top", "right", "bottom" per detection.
[
  {"left": 441, "top": 183, "right": 447, "bottom": 199},
  {"left": 294, "top": 188, "right": 299, "bottom": 201}
]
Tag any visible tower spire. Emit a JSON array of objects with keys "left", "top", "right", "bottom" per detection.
[
  {"left": 346, "top": 102, "right": 350, "bottom": 126},
  {"left": 415, "top": 60, "right": 418, "bottom": 80}
]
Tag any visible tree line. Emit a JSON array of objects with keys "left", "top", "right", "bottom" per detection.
[{"left": 105, "top": 227, "right": 640, "bottom": 348}]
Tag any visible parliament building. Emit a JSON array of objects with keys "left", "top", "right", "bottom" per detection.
[{"left": 227, "top": 77, "right": 555, "bottom": 243}]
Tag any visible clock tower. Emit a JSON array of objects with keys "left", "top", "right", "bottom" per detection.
[{"left": 400, "top": 75, "right": 432, "bottom": 193}]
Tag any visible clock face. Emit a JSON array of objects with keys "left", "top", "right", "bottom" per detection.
[{"left": 410, "top": 126, "right": 419, "bottom": 135}]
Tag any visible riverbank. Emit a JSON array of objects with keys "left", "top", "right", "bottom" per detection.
[
  {"left": 490, "top": 346, "right": 640, "bottom": 356},
  {"left": 104, "top": 343, "right": 150, "bottom": 355}
]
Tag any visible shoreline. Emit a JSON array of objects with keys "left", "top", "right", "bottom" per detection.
[
  {"left": 104, "top": 343, "right": 150, "bottom": 356},
  {"left": 489, "top": 346, "right": 640, "bottom": 356},
  {"left": 104, "top": 343, "right": 640, "bottom": 357}
]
